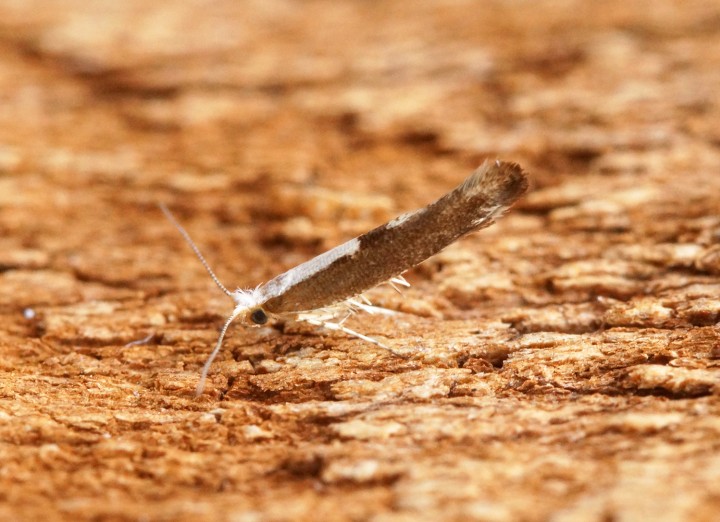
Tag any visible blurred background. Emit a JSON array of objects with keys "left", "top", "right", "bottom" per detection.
[
  {"left": 1, "top": 1, "right": 719, "bottom": 520},
  {"left": 2, "top": 0, "right": 718, "bottom": 283}
]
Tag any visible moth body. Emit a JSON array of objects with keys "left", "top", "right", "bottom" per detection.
[{"left": 162, "top": 160, "right": 529, "bottom": 395}]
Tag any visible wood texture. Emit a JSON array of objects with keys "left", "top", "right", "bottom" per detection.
[{"left": 1, "top": 1, "right": 719, "bottom": 521}]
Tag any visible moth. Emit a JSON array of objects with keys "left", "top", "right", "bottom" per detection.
[{"left": 162, "top": 160, "right": 529, "bottom": 395}]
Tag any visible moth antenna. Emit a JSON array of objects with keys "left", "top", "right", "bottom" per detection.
[
  {"left": 196, "top": 309, "right": 242, "bottom": 396},
  {"left": 159, "top": 203, "right": 233, "bottom": 298}
]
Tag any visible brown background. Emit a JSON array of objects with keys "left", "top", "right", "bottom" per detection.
[{"left": 1, "top": 1, "right": 719, "bottom": 520}]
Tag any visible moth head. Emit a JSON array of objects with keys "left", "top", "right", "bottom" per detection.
[
  {"left": 226, "top": 304, "right": 269, "bottom": 327},
  {"left": 160, "top": 203, "right": 271, "bottom": 396},
  {"left": 230, "top": 288, "right": 268, "bottom": 325},
  {"left": 249, "top": 308, "right": 268, "bottom": 325},
  {"left": 195, "top": 295, "right": 270, "bottom": 397}
]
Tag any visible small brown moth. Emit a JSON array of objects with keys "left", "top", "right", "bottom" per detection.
[{"left": 162, "top": 160, "right": 529, "bottom": 395}]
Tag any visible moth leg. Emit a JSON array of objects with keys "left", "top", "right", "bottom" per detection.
[
  {"left": 392, "top": 274, "right": 410, "bottom": 287},
  {"left": 300, "top": 316, "right": 408, "bottom": 359},
  {"left": 388, "top": 281, "right": 403, "bottom": 293},
  {"left": 345, "top": 298, "right": 397, "bottom": 317},
  {"left": 388, "top": 275, "right": 411, "bottom": 293},
  {"left": 337, "top": 311, "right": 353, "bottom": 326}
]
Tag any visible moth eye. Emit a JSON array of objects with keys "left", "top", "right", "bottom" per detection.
[{"left": 250, "top": 308, "right": 268, "bottom": 325}]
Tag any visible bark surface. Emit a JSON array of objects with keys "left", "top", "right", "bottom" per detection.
[{"left": 1, "top": 1, "right": 719, "bottom": 520}]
